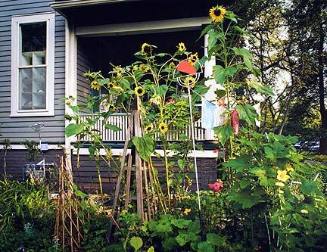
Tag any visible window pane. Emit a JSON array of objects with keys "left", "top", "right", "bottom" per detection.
[
  {"left": 19, "top": 67, "right": 46, "bottom": 110},
  {"left": 20, "top": 22, "right": 46, "bottom": 66}
]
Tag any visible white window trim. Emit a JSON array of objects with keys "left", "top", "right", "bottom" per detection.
[{"left": 11, "top": 13, "right": 55, "bottom": 117}]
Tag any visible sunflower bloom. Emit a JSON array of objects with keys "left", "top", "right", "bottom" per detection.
[
  {"left": 108, "top": 82, "right": 116, "bottom": 89},
  {"left": 277, "top": 170, "right": 290, "bottom": 182},
  {"left": 139, "top": 64, "right": 150, "bottom": 72},
  {"left": 132, "top": 65, "right": 139, "bottom": 71},
  {"left": 184, "top": 76, "right": 196, "bottom": 88},
  {"left": 141, "top": 43, "right": 152, "bottom": 55},
  {"left": 177, "top": 42, "right": 186, "bottom": 52},
  {"left": 159, "top": 122, "right": 168, "bottom": 134},
  {"left": 134, "top": 86, "right": 145, "bottom": 97},
  {"left": 149, "top": 95, "right": 161, "bottom": 105},
  {"left": 209, "top": 6, "right": 226, "bottom": 23},
  {"left": 91, "top": 80, "right": 101, "bottom": 91},
  {"left": 183, "top": 208, "right": 192, "bottom": 215},
  {"left": 113, "top": 66, "right": 124, "bottom": 77},
  {"left": 144, "top": 124, "right": 154, "bottom": 133},
  {"left": 188, "top": 53, "right": 199, "bottom": 65}
]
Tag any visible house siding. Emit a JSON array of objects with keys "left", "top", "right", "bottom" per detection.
[
  {"left": 72, "top": 155, "right": 217, "bottom": 194},
  {"left": 0, "top": 0, "right": 65, "bottom": 144},
  {"left": 77, "top": 39, "right": 92, "bottom": 106}
]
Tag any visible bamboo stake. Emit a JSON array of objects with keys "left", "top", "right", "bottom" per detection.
[
  {"left": 134, "top": 110, "right": 144, "bottom": 220},
  {"left": 124, "top": 154, "right": 132, "bottom": 209},
  {"left": 143, "top": 162, "right": 152, "bottom": 220},
  {"left": 113, "top": 112, "right": 133, "bottom": 212}
]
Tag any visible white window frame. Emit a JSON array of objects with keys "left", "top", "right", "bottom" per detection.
[{"left": 11, "top": 13, "right": 55, "bottom": 117}]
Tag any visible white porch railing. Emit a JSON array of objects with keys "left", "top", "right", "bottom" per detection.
[{"left": 79, "top": 113, "right": 210, "bottom": 142}]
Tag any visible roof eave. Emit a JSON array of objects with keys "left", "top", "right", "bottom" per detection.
[{"left": 50, "top": 0, "right": 140, "bottom": 10}]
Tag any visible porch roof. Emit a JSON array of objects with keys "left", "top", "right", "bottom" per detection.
[{"left": 50, "top": 0, "right": 139, "bottom": 10}]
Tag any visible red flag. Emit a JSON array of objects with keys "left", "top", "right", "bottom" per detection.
[{"left": 176, "top": 60, "right": 197, "bottom": 75}]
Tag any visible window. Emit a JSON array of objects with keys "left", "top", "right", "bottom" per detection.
[{"left": 11, "top": 13, "right": 55, "bottom": 117}]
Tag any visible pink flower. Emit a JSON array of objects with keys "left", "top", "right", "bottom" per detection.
[
  {"left": 208, "top": 180, "right": 223, "bottom": 193},
  {"left": 231, "top": 109, "right": 240, "bottom": 135}
]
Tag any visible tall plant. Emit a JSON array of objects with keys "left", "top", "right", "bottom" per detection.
[{"left": 65, "top": 42, "right": 207, "bottom": 203}]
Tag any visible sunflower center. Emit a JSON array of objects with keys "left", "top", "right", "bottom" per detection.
[
  {"left": 214, "top": 9, "right": 221, "bottom": 16},
  {"left": 137, "top": 89, "right": 143, "bottom": 93}
]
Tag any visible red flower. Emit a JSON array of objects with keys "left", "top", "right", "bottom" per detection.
[
  {"left": 231, "top": 109, "right": 239, "bottom": 135},
  {"left": 208, "top": 180, "right": 223, "bottom": 193}
]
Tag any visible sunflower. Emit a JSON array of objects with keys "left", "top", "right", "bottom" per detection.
[
  {"left": 108, "top": 82, "right": 116, "bottom": 89},
  {"left": 277, "top": 170, "right": 290, "bottom": 183},
  {"left": 139, "top": 64, "right": 150, "bottom": 73},
  {"left": 188, "top": 53, "right": 199, "bottom": 65},
  {"left": 168, "top": 62, "right": 176, "bottom": 70},
  {"left": 91, "top": 80, "right": 101, "bottom": 91},
  {"left": 159, "top": 122, "right": 168, "bottom": 134},
  {"left": 144, "top": 124, "right": 154, "bottom": 133},
  {"left": 141, "top": 43, "right": 152, "bottom": 55},
  {"left": 134, "top": 86, "right": 145, "bottom": 97},
  {"left": 184, "top": 76, "right": 196, "bottom": 88},
  {"left": 149, "top": 95, "right": 161, "bottom": 105},
  {"left": 177, "top": 42, "right": 186, "bottom": 52},
  {"left": 132, "top": 65, "right": 139, "bottom": 71},
  {"left": 113, "top": 66, "right": 124, "bottom": 77},
  {"left": 209, "top": 6, "right": 226, "bottom": 23},
  {"left": 107, "top": 104, "right": 116, "bottom": 111},
  {"left": 183, "top": 208, "right": 192, "bottom": 215}
]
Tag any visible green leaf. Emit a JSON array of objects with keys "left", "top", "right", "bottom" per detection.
[
  {"left": 213, "top": 66, "right": 237, "bottom": 84},
  {"left": 206, "top": 233, "right": 227, "bottom": 247},
  {"left": 175, "top": 233, "right": 188, "bottom": 247},
  {"left": 214, "top": 125, "right": 233, "bottom": 146},
  {"left": 132, "top": 135, "right": 155, "bottom": 161},
  {"left": 228, "top": 190, "right": 263, "bottom": 209},
  {"left": 197, "top": 241, "right": 215, "bottom": 252},
  {"left": 213, "top": 65, "right": 226, "bottom": 83},
  {"left": 155, "top": 85, "right": 168, "bottom": 96},
  {"left": 187, "top": 220, "right": 201, "bottom": 234},
  {"left": 301, "top": 180, "right": 320, "bottom": 196},
  {"left": 247, "top": 80, "right": 274, "bottom": 96},
  {"left": 104, "top": 124, "right": 121, "bottom": 132},
  {"left": 129, "top": 236, "right": 143, "bottom": 252},
  {"left": 171, "top": 218, "right": 191, "bottom": 229},
  {"left": 233, "top": 47, "right": 253, "bottom": 70},
  {"left": 118, "top": 78, "right": 130, "bottom": 90},
  {"left": 162, "top": 237, "right": 177, "bottom": 251},
  {"left": 236, "top": 104, "right": 257, "bottom": 125},
  {"left": 199, "top": 24, "right": 214, "bottom": 39},
  {"left": 215, "top": 89, "right": 226, "bottom": 99},
  {"left": 177, "top": 159, "right": 185, "bottom": 169},
  {"left": 208, "top": 29, "right": 219, "bottom": 52},
  {"left": 147, "top": 246, "right": 155, "bottom": 252},
  {"left": 250, "top": 168, "right": 268, "bottom": 186},
  {"left": 65, "top": 123, "right": 84, "bottom": 137},
  {"left": 223, "top": 156, "right": 249, "bottom": 172}
]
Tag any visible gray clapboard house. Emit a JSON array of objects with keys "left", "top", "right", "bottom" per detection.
[{"left": 0, "top": 0, "right": 220, "bottom": 192}]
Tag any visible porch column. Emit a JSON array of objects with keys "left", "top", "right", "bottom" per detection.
[
  {"left": 203, "top": 34, "right": 216, "bottom": 140},
  {"left": 64, "top": 19, "right": 78, "bottom": 169}
]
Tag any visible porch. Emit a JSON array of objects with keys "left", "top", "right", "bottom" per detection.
[{"left": 79, "top": 113, "right": 214, "bottom": 142}]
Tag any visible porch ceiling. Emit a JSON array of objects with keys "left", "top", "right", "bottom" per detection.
[{"left": 50, "top": 0, "right": 214, "bottom": 27}]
